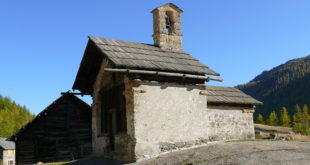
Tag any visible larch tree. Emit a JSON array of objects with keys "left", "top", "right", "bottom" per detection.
[
  {"left": 0, "top": 94, "right": 35, "bottom": 138},
  {"left": 302, "top": 104, "right": 309, "bottom": 127},
  {"left": 293, "top": 104, "right": 304, "bottom": 133},
  {"left": 302, "top": 104, "right": 310, "bottom": 134},
  {"left": 256, "top": 114, "right": 265, "bottom": 124},
  {"left": 267, "top": 111, "right": 279, "bottom": 126},
  {"left": 279, "top": 107, "right": 291, "bottom": 127}
]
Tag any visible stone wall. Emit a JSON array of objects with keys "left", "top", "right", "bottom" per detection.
[
  {"left": 132, "top": 80, "right": 209, "bottom": 160},
  {"left": 206, "top": 107, "right": 255, "bottom": 141},
  {"left": 2, "top": 150, "right": 15, "bottom": 165},
  {"left": 92, "top": 59, "right": 111, "bottom": 157},
  {"left": 152, "top": 4, "right": 182, "bottom": 51},
  {"left": 153, "top": 34, "right": 182, "bottom": 51},
  {"left": 92, "top": 69, "right": 255, "bottom": 162},
  {"left": 92, "top": 61, "right": 135, "bottom": 162},
  {"left": 130, "top": 80, "right": 255, "bottom": 161}
]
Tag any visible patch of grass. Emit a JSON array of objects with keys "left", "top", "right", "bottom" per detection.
[
  {"left": 183, "top": 148, "right": 296, "bottom": 165},
  {"left": 255, "top": 134, "right": 264, "bottom": 139}
]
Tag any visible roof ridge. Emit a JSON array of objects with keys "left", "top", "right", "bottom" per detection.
[
  {"left": 99, "top": 48, "right": 197, "bottom": 61},
  {"left": 89, "top": 36, "right": 188, "bottom": 54}
]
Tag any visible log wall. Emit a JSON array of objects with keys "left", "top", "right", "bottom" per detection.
[{"left": 14, "top": 94, "right": 91, "bottom": 165}]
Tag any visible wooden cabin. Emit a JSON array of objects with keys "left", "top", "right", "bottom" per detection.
[
  {"left": 0, "top": 138, "right": 15, "bottom": 165},
  {"left": 9, "top": 93, "right": 92, "bottom": 165}
]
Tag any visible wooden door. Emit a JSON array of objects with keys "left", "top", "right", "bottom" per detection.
[{"left": 101, "top": 84, "right": 126, "bottom": 151}]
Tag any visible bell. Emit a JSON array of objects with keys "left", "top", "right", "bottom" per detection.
[{"left": 165, "top": 16, "right": 171, "bottom": 29}]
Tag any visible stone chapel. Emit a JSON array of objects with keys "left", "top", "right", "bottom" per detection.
[{"left": 72, "top": 3, "right": 261, "bottom": 162}]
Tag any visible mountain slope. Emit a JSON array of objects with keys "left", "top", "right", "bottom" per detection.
[{"left": 236, "top": 55, "right": 310, "bottom": 117}]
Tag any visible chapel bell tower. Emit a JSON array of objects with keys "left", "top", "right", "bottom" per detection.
[{"left": 152, "top": 3, "right": 183, "bottom": 51}]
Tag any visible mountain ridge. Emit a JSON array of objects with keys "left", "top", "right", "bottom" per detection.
[{"left": 236, "top": 55, "right": 310, "bottom": 117}]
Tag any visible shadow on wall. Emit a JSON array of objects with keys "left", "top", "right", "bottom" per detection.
[{"left": 143, "top": 82, "right": 201, "bottom": 91}]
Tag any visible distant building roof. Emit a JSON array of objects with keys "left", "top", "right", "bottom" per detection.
[
  {"left": 73, "top": 36, "right": 219, "bottom": 94},
  {"left": 206, "top": 85, "right": 262, "bottom": 105},
  {"left": 0, "top": 138, "right": 15, "bottom": 150}
]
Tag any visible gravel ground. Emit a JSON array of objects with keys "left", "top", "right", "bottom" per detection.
[{"left": 67, "top": 141, "right": 310, "bottom": 165}]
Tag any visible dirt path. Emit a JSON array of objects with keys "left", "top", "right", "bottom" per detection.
[
  {"left": 132, "top": 141, "right": 310, "bottom": 165},
  {"left": 68, "top": 141, "right": 310, "bottom": 165}
]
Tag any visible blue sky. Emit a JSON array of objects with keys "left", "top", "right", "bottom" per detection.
[{"left": 1, "top": 0, "right": 310, "bottom": 114}]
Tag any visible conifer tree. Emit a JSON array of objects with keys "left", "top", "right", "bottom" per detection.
[
  {"left": 302, "top": 104, "right": 309, "bottom": 127},
  {"left": 256, "top": 114, "right": 265, "bottom": 124},
  {"left": 0, "top": 94, "right": 35, "bottom": 137},
  {"left": 267, "top": 111, "right": 279, "bottom": 126},
  {"left": 293, "top": 104, "right": 304, "bottom": 133},
  {"left": 301, "top": 104, "right": 310, "bottom": 134},
  {"left": 279, "top": 107, "right": 291, "bottom": 127}
]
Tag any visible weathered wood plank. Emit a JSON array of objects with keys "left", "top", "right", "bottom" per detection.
[{"left": 13, "top": 94, "right": 92, "bottom": 165}]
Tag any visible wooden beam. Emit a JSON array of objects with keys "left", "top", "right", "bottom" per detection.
[
  {"left": 60, "top": 92, "right": 86, "bottom": 96},
  {"left": 103, "top": 68, "right": 223, "bottom": 82}
]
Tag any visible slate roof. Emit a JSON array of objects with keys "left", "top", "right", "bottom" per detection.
[
  {"left": 73, "top": 36, "right": 220, "bottom": 94},
  {"left": 206, "top": 86, "right": 262, "bottom": 105},
  {"left": 0, "top": 138, "right": 15, "bottom": 150},
  {"left": 89, "top": 36, "right": 219, "bottom": 75}
]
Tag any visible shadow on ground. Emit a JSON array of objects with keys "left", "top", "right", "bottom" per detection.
[
  {"left": 59, "top": 141, "right": 310, "bottom": 165},
  {"left": 64, "top": 157, "right": 124, "bottom": 165}
]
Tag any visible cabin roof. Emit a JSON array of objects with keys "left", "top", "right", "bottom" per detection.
[
  {"left": 73, "top": 36, "right": 219, "bottom": 94},
  {"left": 8, "top": 93, "right": 91, "bottom": 141},
  {"left": 206, "top": 85, "right": 262, "bottom": 105},
  {"left": 0, "top": 138, "right": 15, "bottom": 150}
]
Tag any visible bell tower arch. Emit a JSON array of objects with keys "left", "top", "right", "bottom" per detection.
[{"left": 152, "top": 3, "right": 183, "bottom": 51}]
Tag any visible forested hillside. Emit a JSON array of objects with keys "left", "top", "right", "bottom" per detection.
[
  {"left": 0, "top": 95, "right": 35, "bottom": 138},
  {"left": 236, "top": 55, "right": 310, "bottom": 117}
]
